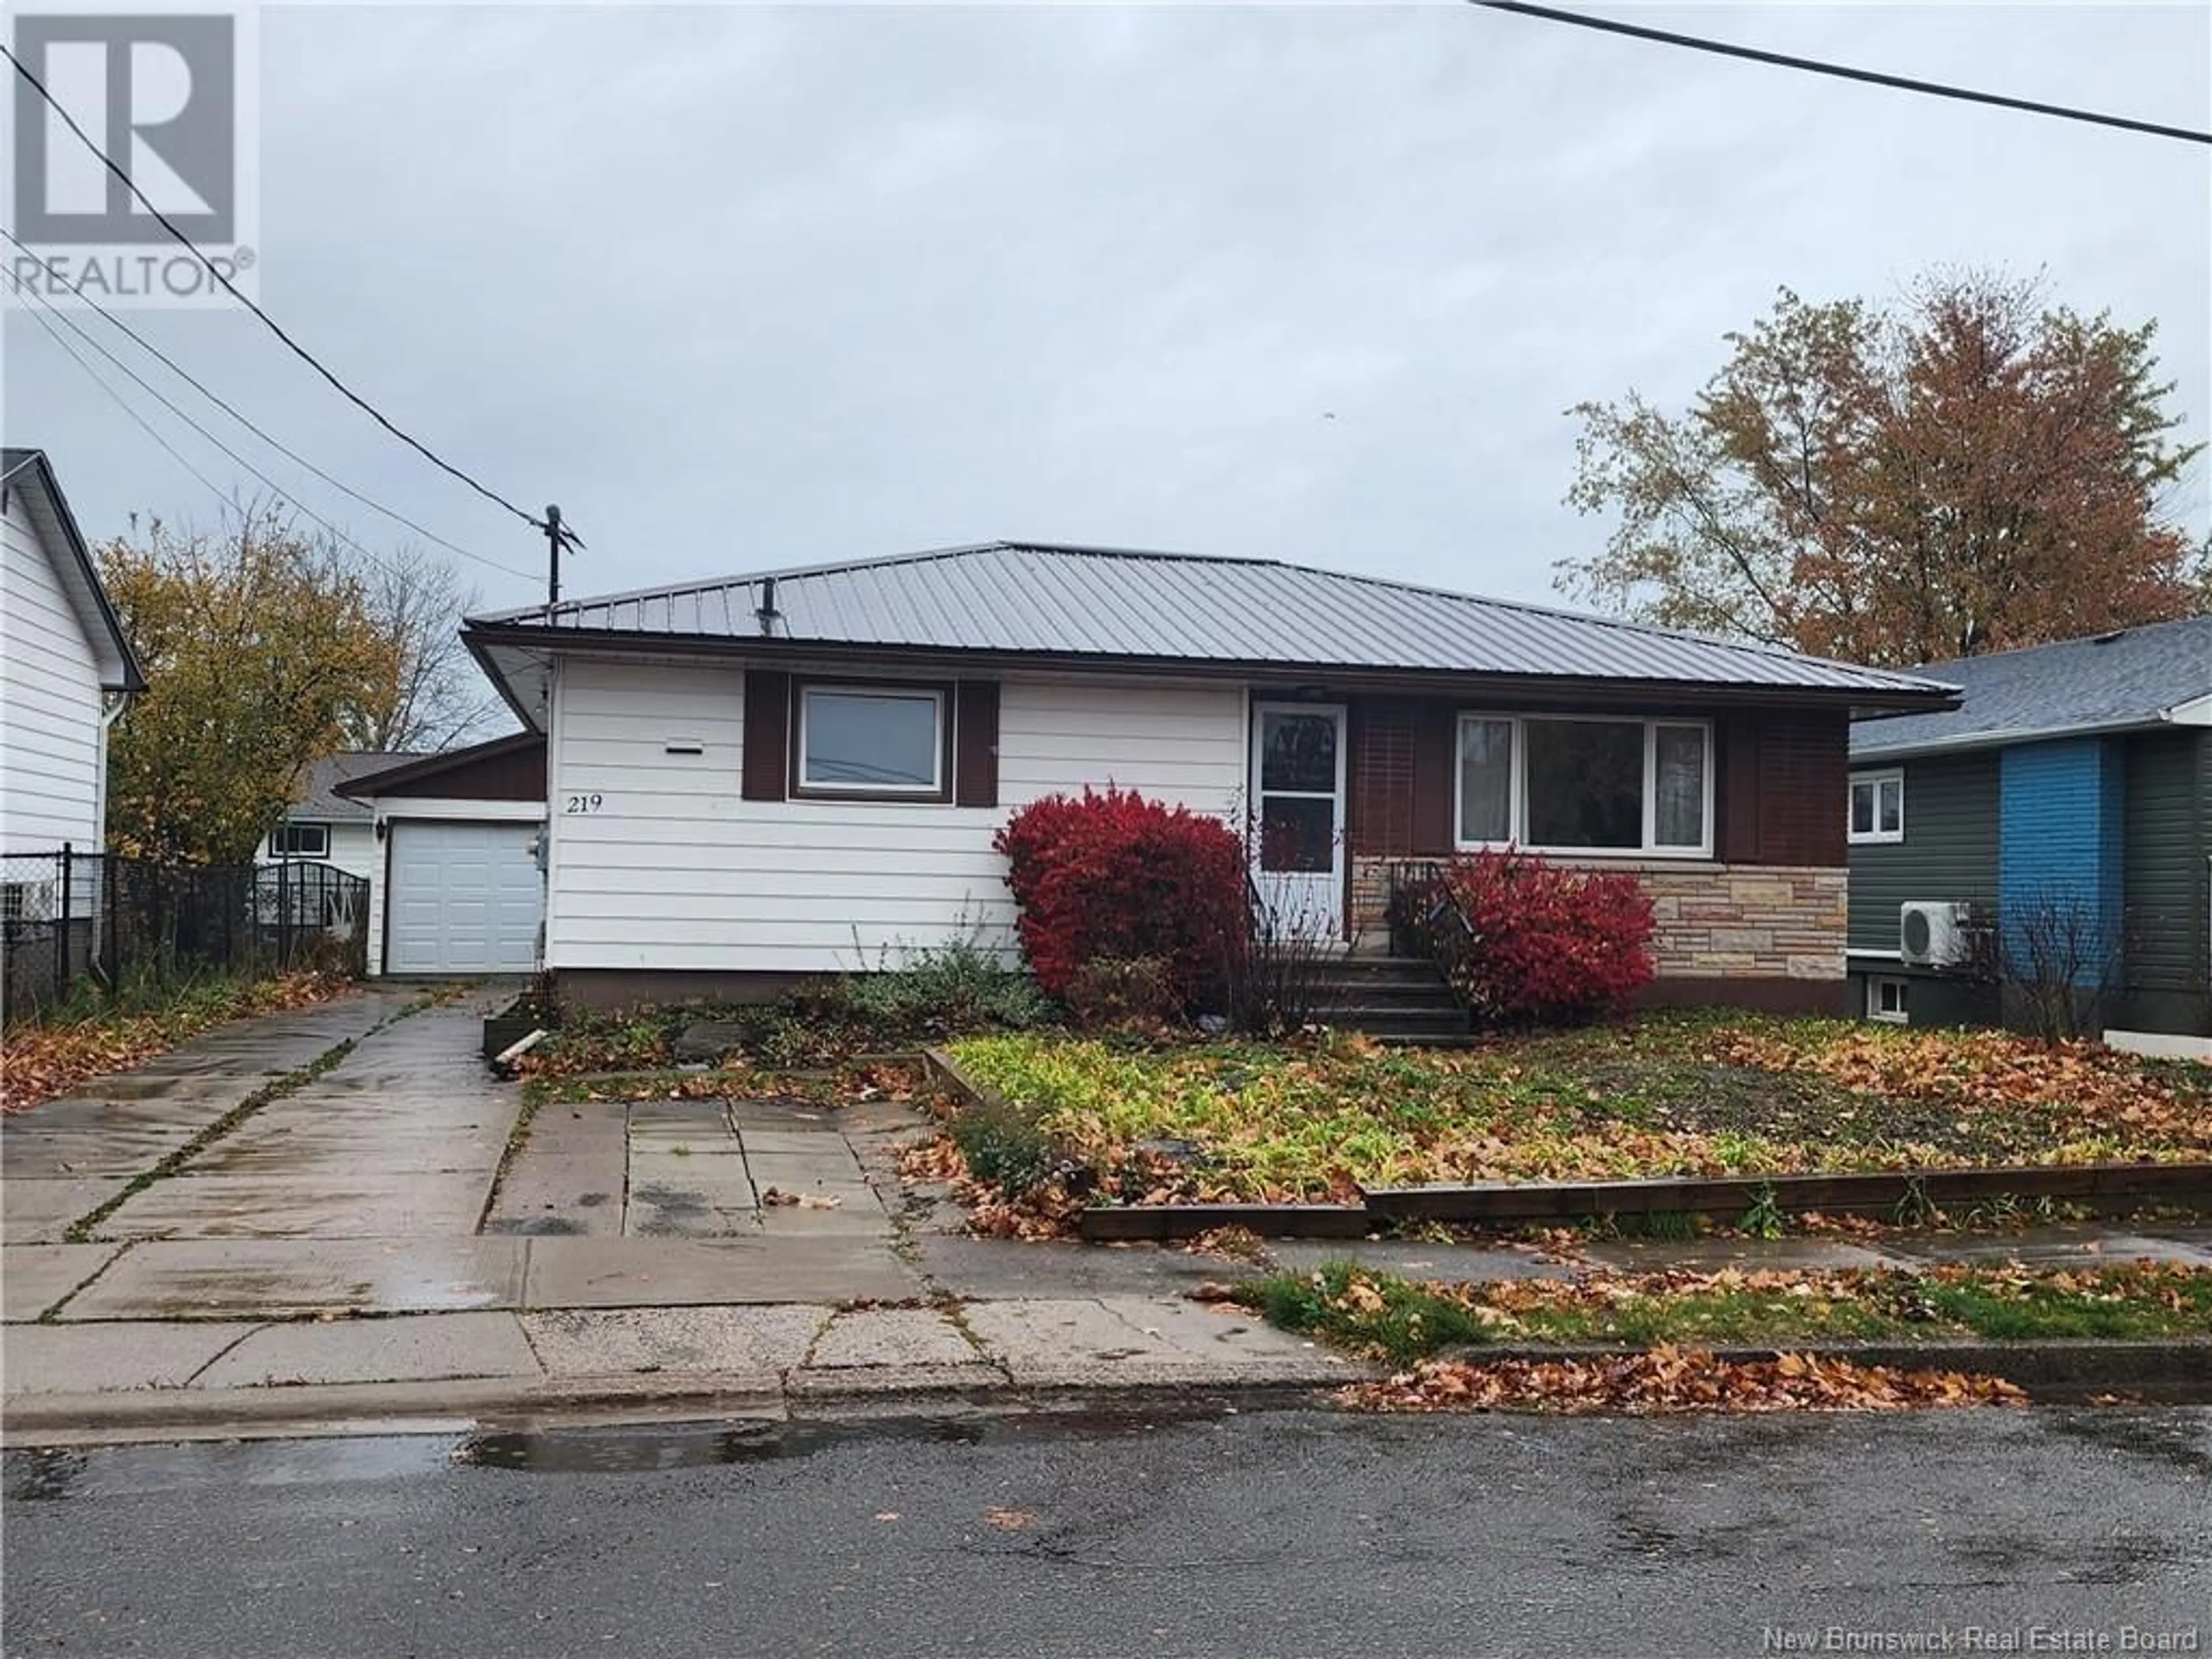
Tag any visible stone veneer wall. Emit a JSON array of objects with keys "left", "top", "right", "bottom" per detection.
[{"left": 1350, "top": 858, "right": 1847, "bottom": 982}]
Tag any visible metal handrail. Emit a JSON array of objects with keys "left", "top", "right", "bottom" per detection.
[{"left": 1384, "top": 859, "right": 1478, "bottom": 1002}]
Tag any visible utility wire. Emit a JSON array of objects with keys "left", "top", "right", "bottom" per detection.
[
  {"left": 12, "top": 287, "right": 237, "bottom": 504},
  {"left": 2, "top": 41, "right": 570, "bottom": 531},
  {"left": 1471, "top": 1, "right": 2212, "bottom": 146},
  {"left": 3, "top": 226, "right": 533, "bottom": 581},
  {"left": 7, "top": 271, "right": 536, "bottom": 584}
]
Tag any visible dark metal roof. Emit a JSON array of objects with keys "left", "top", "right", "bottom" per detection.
[
  {"left": 1851, "top": 615, "right": 2212, "bottom": 759},
  {"left": 2, "top": 447, "right": 145, "bottom": 693},
  {"left": 471, "top": 541, "right": 1953, "bottom": 699}
]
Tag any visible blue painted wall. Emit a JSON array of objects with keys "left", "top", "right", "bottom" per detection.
[{"left": 1997, "top": 738, "right": 2126, "bottom": 979}]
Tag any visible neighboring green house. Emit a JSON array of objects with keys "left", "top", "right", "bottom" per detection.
[{"left": 1846, "top": 616, "right": 2212, "bottom": 1044}]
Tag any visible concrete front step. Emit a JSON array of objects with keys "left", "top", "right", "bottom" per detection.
[
  {"left": 1315, "top": 957, "right": 1446, "bottom": 986},
  {"left": 1324, "top": 1006, "right": 1471, "bottom": 1039}
]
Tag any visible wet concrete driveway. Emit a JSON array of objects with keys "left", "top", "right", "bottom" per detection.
[
  {"left": 1, "top": 986, "right": 934, "bottom": 1335},
  {"left": 0, "top": 993, "right": 408, "bottom": 1246}
]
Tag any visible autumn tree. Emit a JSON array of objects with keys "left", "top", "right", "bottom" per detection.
[
  {"left": 101, "top": 505, "right": 405, "bottom": 863},
  {"left": 1559, "top": 272, "right": 2206, "bottom": 666},
  {"left": 342, "top": 544, "right": 503, "bottom": 752}
]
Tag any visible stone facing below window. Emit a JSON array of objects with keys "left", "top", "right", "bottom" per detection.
[{"left": 1351, "top": 858, "right": 1848, "bottom": 982}]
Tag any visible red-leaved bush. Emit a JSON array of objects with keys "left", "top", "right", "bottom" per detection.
[
  {"left": 1435, "top": 849, "right": 1655, "bottom": 1024},
  {"left": 995, "top": 787, "right": 1246, "bottom": 1006}
]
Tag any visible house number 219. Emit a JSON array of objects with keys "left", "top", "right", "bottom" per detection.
[{"left": 565, "top": 793, "right": 604, "bottom": 815}]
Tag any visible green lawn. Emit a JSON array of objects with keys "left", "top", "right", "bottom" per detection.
[
  {"left": 941, "top": 1014, "right": 2210, "bottom": 1206},
  {"left": 1237, "top": 1260, "right": 2212, "bottom": 1366}
]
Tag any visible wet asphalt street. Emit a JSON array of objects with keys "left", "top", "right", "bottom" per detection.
[{"left": 3, "top": 1404, "right": 2207, "bottom": 1659}]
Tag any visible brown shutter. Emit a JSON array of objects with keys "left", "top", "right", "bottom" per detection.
[
  {"left": 1409, "top": 700, "right": 1457, "bottom": 856},
  {"left": 741, "top": 669, "right": 790, "bottom": 801},
  {"left": 953, "top": 680, "right": 999, "bottom": 808},
  {"left": 1718, "top": 713, "right": 1761, "bottom": 863}
]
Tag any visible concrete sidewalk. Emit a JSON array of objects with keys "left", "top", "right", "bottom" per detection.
[{"left": 5, "top": 988, "right": 2209, "bottom": 1444}]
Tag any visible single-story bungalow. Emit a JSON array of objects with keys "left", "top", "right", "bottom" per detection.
[
  {"left": 266, "top": 737, "right": 548, "bottom": 976},
  {"left": 1847, "top": 616, "right": 2212, "bottom": 1044},
  {"left": 461, "top": 541, "right": 1955, "bottom": 1011}
]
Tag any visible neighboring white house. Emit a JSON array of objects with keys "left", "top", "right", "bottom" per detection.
[
  {"left": 306, "top": 735, "right": 548, "bottom": 976},
  {"left": 460, "top": 541, "right": 1957, "bottom": 1010},
  {"left": 263, "top": 749, "right": 406, "bottom": 884},
  {"left": 0, "top": 448, "right": 144, "bottom": 856}
]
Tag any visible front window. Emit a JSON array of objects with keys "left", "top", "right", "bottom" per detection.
[
  {"left": 796, "top": 685, "right": 946, "bottom": 797},
  {"left": 270, "top": 823, "right": 330, "bottom": 859},
  {"left": 1849, "top": 770, "right": 1904, "bottom": 843},
  {"left": 1455, "top": 715, "right": 1712, "bottom": 856}
]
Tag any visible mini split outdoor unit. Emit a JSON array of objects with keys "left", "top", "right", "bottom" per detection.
[{"left": 1899, "top": 901, "right": 1974, "bottom": 968}]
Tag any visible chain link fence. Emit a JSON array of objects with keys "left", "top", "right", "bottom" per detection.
[{"left": 0, "top": 849, "right": 368, "bottom": 1025}]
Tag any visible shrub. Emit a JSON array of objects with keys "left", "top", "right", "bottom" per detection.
[
  {"left": 1062, "top": 955, "right": 1181, "bottom": 1030},
  {"left": 1415, "top": 850, "right": 1654, "bottom": 1025},
  {"left": 995, "top": 787, "right": 1247, "bottom": 1007},
  {"left": 947, "top": 1090, "right": 1065, "bottom": 1198},
  {"left": 1217, "top": 904, "right": 1339, "bottom": 1037},
  {"left": 839, "top": 934, "right": 1054, "bottom": 1035}
]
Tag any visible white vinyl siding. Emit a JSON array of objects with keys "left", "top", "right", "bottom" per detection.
[
  {"left": 258, "top": 817, "right": 380, "bottom": 965},
  {"left": 0, "top": 488, "right": 104, "bottom": 853},
  {"left": 544, "top": 658, "right": 1245, "bottom": 974}
]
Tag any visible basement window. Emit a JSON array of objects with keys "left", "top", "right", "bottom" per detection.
[
  {"left": 1867, "top": 975, "right": 1909, "bottom": 1025},
  {"left": 269, "top": 823, "right": 330, "bottom": 859}
]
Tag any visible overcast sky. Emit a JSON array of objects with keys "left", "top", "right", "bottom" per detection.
[{"left": 5, "top": 2, "right": 2207, "bottom": 619}]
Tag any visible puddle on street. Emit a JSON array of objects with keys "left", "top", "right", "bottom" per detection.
[
  {"left": 3, "top": 1433, "right": 453, "bottom": 1502},
  {"left": 453, "top": 1402, "right": 1248, "bottom": 1474},
  {"left": 0, "top": 1404, "right": 1252, "bottom": 1500}
]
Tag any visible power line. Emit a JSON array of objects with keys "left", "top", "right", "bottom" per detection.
[
  {"left": 1471, "top": 1, "right": 2212, "bottom": 146},
  {"left": 7, "top": 271, "right": 537, "bottom": 584},
  {"left": 12, "top": 289, "right": 238, "bottom": 504},
  {"left": 3, "top": 226, "right": 533, "bottom": 581},
  {"left": 1, "top": 41, "right": 570, "bottom": 532}
]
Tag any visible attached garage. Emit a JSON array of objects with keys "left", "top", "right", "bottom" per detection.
[
  {"left": 385, "top": 820, "right": 543, "bottom": 974},
  {"left": 333, "top": 734, "right": 550, "bottom": 977}
]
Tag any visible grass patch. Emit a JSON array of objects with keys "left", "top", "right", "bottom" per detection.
[
  {"left": 941, "top": 1016, "right": 2210, "bottom": 1206},
  {"left": 1234, "top": 1260, "right": 2212, "bottom": 1362}
]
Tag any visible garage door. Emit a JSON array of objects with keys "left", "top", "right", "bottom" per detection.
[{"left": 386, "top": 822, "right": 544, "bottom": 974}]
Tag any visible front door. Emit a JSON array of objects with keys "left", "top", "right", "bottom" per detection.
[{"left": 1249, "top": 701, "right": 1347, "bottom": 938}]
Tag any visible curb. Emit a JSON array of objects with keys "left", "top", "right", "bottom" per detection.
[
  {"left": 0, "top": 1369, "right": 1351, "bottom": 1448},
  {"left": 7, "top": 1339, "right": 2206, "bottom": 1447}
]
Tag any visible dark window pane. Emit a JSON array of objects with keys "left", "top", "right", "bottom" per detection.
[
  {"left": 1259, "top": 796, "right": 1335, "bottom": 872},
  {"left": 1850, "top": 784, "right": 1874, "bottom": 836},
  {"left": 1524, "top": 719, "right": 1642, "bottom": 849},
  {"left": 1260, "top": 712, "right": 1337, "bottom": 794},
  {"left": 1878, "top": 780, "right": 1902, "bottom": 834},
  {"left": 1457, "top": 718, "right": 1513, "bottom": 844},
  {"left": 802, "top": 690, "right": 940, "bottom": 789}
]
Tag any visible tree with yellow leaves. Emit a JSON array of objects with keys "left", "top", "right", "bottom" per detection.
[{"left": 100, "top": 504, "right": 409, "bottom": 863}]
